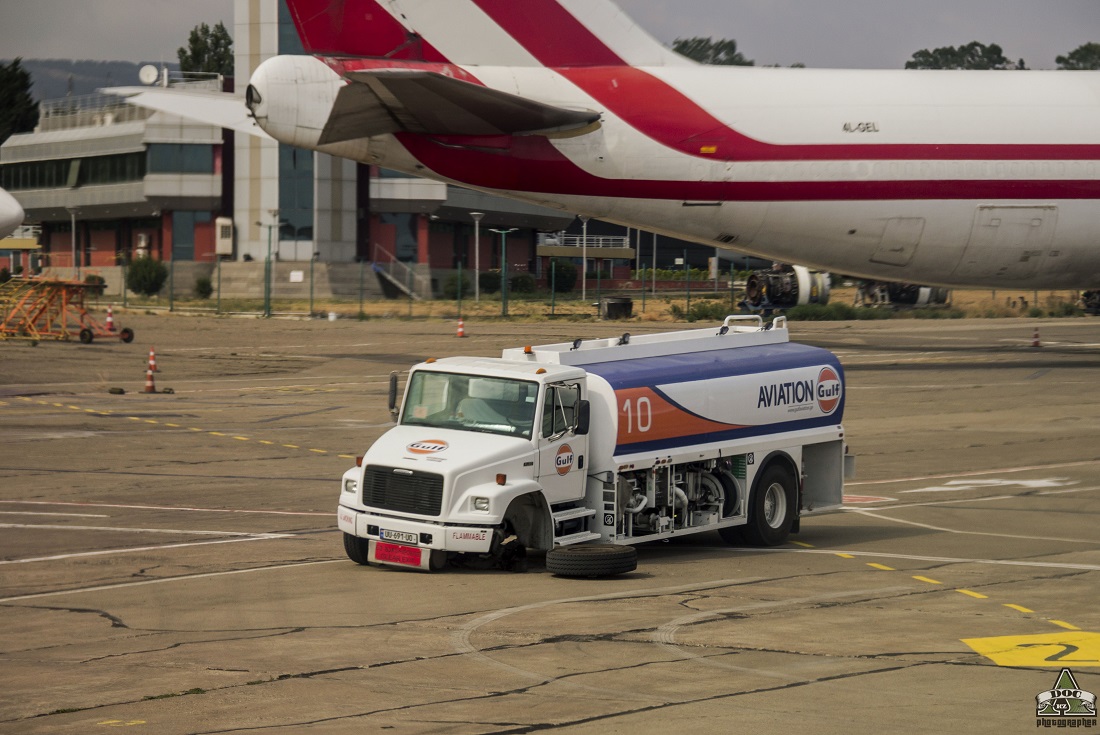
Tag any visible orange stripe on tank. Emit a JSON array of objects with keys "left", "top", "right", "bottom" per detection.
[{"left": 616, "top": 387, "right": 744, "bottom": 446}]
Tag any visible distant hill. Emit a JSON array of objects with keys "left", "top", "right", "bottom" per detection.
[{"left": 1, "top": 59, "right": 181, "bottom": 102}]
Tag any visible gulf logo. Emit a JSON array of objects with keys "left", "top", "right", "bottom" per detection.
[
  {"left": 555, "top": 444, "right": 575, "bottom": 475},
  {"left": 816, "top": 366, "right": 842, "bottom": 414},
  {"left": 407, "top": 439, "right": 449, "bottom": 455}
]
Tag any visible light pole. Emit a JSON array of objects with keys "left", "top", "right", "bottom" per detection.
[
  {"left": 256, "top": 209, "right": 281, "bottom": 318},
  {"left": 489, "top": 227, "right": 517, "bottom": 316},
  {"left": 579, "top": 215, "right": 590, "bottom": 301},
  {"left": 470, "top": 211, "right": 484, "bottom": 302},
  {"left": 66, "top": 207, "right": 79, "bottom": 280}
]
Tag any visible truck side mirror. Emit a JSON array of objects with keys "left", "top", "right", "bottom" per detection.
[
  {"left": 388, "top": 372, "right": 399, "bottom": 418},
  {"left": 574, "top": 399, "right": 590, "bottom": 435}
]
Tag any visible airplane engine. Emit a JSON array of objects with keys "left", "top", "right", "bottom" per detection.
[
  {"left": 246, "top": 55, "right": 343, "bottom": 149},
  {"left": 743, "top": 265, "right": 830, "bottom": 310}
]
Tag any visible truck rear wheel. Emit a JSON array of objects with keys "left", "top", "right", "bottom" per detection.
[
  {"left": 545, "top": 544, "right": 637, "bottom": 577},
  {"left": 342, "top": 532, "right": 372, "bottom": 565},
  {"left": 742, "top": 464, "right": 797, "bottom": 546}
]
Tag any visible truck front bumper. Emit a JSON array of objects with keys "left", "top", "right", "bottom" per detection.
[{"left": 339, "top": 505, "right": 495, "bottom": 569}]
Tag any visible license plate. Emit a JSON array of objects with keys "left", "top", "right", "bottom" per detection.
[
  {"left": 379, "top": 528, "right": 418, "bottom": 545},
  {"left": 374, "top": 541, "right": 424, "bottom": 567}
]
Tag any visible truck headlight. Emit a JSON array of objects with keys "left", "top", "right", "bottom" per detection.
[
  {"left": 343, "top": 478, "right": 357, "bottom": 494},
  {"left": 472, "top": 496, "right": 490, "bottom": 512}
]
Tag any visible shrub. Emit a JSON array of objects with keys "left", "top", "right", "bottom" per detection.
[
  {"left": 668, "top": 300, "right": 733, "bottom": 322},
  {"left": 509, "top": 273, "right": 536, "bottom": 294},
  {"left": 126, "top": 257, "right": 168, "bottom": 297},
  {"left": 83, "top": 274, "right": 107, "bottom": 296},
  {"left": 548, "top": 258, "right": 577, "bottom": 293},
  {"left": 0, "top": 267, "right": 9, "bottom": 284},
  {"left": 442, "top": 272, "right": 471, "bottom": 299},
  {"left": 194, "top": 276, "right": 213, "bottom": 300},
  {"left": 479, "top": 271, "right": 501, "bottom": 294}
]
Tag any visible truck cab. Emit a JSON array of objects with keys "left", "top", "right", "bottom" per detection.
[{"left": 339, "top": 358, "right": 595, "bottom": 570}]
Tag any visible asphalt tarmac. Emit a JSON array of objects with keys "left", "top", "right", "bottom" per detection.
[{"left": 1, "top": 314, "right": 1097, "bottom": 734}]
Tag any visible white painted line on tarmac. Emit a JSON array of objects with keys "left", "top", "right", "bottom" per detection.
[
  {"left": 847, "top": 460, "right": 1100, "bottom": 487},
  {"left": 0, "top": 523, "right": 295, "bottom": 538},
  {"left": 0, "top": 536, "right": 282, "bottom": 566},
  {"left": 0, "top": 559, "right": 344, "bottom": 602},
  {"left": 0, "top": 511, "right": 110, "bottom": 518},
  {"left": 0, "top": 500, "right": 331, "bottom": 517},
  {"left": 848, "top": 509, "right": 1099, "bottom": 545}
]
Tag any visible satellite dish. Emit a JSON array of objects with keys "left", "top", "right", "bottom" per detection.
[{"left": 138, "top": 65, "right": 159, "bottom": 86}]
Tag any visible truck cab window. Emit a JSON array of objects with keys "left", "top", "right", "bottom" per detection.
[{"left": 542, "top": 383, "right": 580, "bottom": 438}]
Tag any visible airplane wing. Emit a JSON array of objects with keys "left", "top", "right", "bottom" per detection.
[
  {"left": 103, "top": 86, "right": 273, "bottom": 139},
  {"left": 321, "top": 69, "right": 600, "bottom": 144}
]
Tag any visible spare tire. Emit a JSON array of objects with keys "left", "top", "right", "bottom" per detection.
[{"left": 545, "top": 544, "right": 637, "bottom": 577}]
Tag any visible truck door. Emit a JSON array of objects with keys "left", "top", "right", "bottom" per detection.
[{"left": 537, "top": 382, "right": 587, "bottom": 503}]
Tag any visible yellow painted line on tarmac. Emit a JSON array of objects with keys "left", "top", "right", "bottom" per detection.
[
  {"left": 912, "top": 575, "right": 942, "bottom": 585},
  {"left": 189, "top": 427, "right": 204, "bottom": 432},
  {"left": 234, "top": 436, "right": 250, "bottom": 441},
  {"left": 1050, "top": 620, "right": 1081, "bottom": 631},
  {"left": 309, "top": 448, "right": 328, "bottom": 454},
  {"left": 84, "top": 408, "right": 98, "bottom": 414},
  {"left": 52, "top": 402, "right": 64, "bottom": 407},
  {"left": 258, "top": 440, "right": 275, "bottom": 445},
  {"left": 867, "top": 563, "right": 895, "bottom": 571},
  {"left": 835, "top": 553, "right": 855, "bottom": 559},
  {"left": 338, "top": 454, "right": 356, "bottom": 460},
  {"left": 790, "top": 540, "right": 814, "bottom": 548},
  {"left": 209, "top": 431, "right": 226, "bottom": 436},
  {"left": 68, "top": 405, "right": 81, "bottom": 410},
  {"left": 1004, "top": 603, "right": 1034, "bottom": 614},
  {"left": 144, "top": 419, "right": 159, "bottom": 424},
  {"left": 283, "top": 444, "right": 299, "bottom": 449},
  {"left": 956, "top": 589, "right": 988, "bottom": 599},
  {"left": 165, "top": 423, "right": 180, "bottom": 428},
  {"left": 127, "top": 416, "right": 142, "bottom": 421}
]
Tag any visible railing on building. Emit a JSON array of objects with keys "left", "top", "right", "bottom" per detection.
[
  {"left": 37, "top": 72, "right": 224, "bottom": 132},
  {"left": 558, "top": 235, "right": 630, "bottom": 249},
  {"left": 371, "top": 244, "right": 431, "bottom": 300}
]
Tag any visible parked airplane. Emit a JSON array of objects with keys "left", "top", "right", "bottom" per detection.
[
  {"left": 112, "top": 0, "right": 1100, "bottom": 289},
  {"left": 0, "top": 186, "right": 25, "bottom": 240}
]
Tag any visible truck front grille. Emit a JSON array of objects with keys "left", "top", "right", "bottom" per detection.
[{"left": 362, "top": 466, "right": 444, "bottom": 516}]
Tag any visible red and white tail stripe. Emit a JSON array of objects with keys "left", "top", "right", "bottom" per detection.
[{"left": 285, "top": 0, "right": 688, "bottom": 68}]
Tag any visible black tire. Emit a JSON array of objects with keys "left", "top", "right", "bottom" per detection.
[
  {"left": 742, "top": 463, "right": 797, "bottom": 546},
  {"left": 545, "top": 544, "right": 637, "bottom": 577},
  {"left": 119, "top": 327, "right": 134, "bottom": 343},
  {"left": 79, "top": 328, "right": 94, "bottom": 344},
  {"left": 342, "top": 532, "right": 372, "bottom": 565}
]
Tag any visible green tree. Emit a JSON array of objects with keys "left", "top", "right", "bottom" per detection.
[
  {"left": 177, "top": 22, "right": 234, "bottom": 76},
  {"left": 905, "top": 42, "right": 1025, "bottom": 70},
  {"left": 127, "top": 257, "right": 168, "bottom": 297},
  {"left": 673, "top": 37, "right": 754, "bottom": 66},
  {"left": 1056, "top": 42, "right": 1100, "bottom": 70},
  {"left": 0, "top": 58, "right": 39, "bottom": 145}
]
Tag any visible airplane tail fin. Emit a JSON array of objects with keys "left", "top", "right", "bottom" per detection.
[{"left": 285, "top": 0, "right": 689, "bottom": 67}]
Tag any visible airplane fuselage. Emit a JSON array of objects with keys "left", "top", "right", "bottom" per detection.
[{"left": 249, "top": 51, "right": 1100, "bottom": 289}]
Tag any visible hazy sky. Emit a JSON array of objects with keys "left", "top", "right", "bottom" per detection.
[{"left": 1, "top": 0, "right": 1097, "bottom": 69}]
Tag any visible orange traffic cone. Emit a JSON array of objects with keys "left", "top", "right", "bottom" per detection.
[
  {"left": 148, "top": 346, "right": 159, "bottom": 372},
  {"left": 456, "top": 319, "right": 467, "bottom": 338},
  {"left": 105, "top": 305, "right": 116, "bottom": 332},
  {"left": 1032, "top": 328, "right": 1041, "bottom": 348},
  {"left": 144, "top": 368, "right": 157, "bottom": 394}
]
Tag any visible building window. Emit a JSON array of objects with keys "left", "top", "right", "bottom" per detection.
[{"left": 147, "top": 144, "right": 214, "bottom": 174}]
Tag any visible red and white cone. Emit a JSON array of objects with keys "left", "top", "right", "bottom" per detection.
[
  {"left": 105, "top": 305, "right": 115, "bottom": 332},
  {"left": 148, "top": 346, "right": 159, "bottom": 372},
  {"left": 456, "top": 319, "right": 467, "bottom": 338},
  {"left": 1031, "top": 328, "right": 1041, "bottom": 348},
  {"left": 144, "top": 368, "right": 157, "bottom": 394}
]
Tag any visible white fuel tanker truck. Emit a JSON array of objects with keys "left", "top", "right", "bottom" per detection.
[{"left": 338, "top": 316, "right": 852, "bottom": 576}]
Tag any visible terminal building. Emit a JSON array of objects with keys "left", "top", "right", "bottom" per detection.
[{"left": 1, "top": 0, "right": 728, "bottom": 297}]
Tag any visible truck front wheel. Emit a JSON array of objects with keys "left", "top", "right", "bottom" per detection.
[
  {"left": 742, "top": 464, "right": 797, "bottom": 546},
  {"left": 343, "top": 532, "right": 372, "bottom": 565}
]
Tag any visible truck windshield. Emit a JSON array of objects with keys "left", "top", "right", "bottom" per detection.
[{"left": 402, "top": 371, "right": 539, "bottom": 439}]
